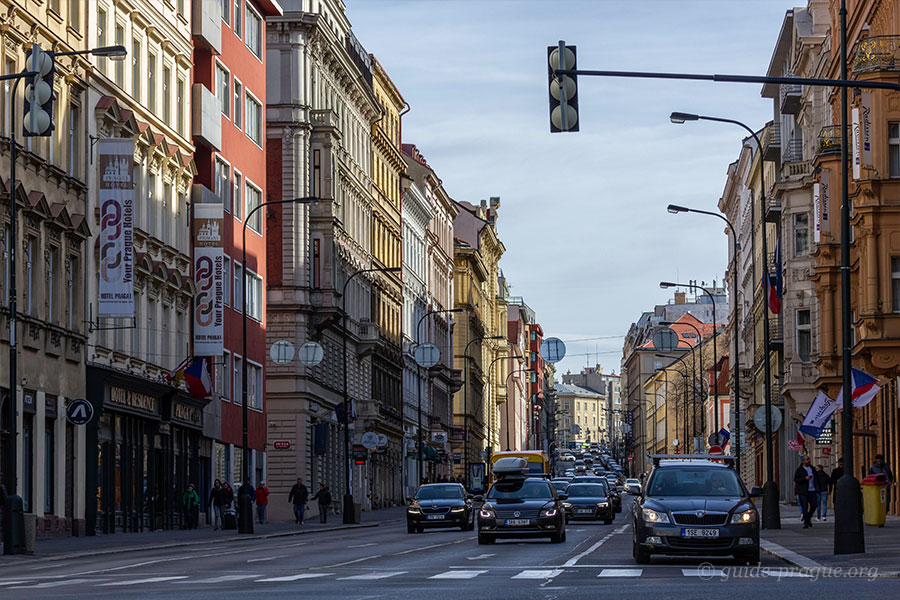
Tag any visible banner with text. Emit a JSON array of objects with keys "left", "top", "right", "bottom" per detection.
[
  {"left": 193, "top": 202, "right": 224, "bottom": 355},
  {"left": 98, "top": 139, "right": 135, "bottom": 317}
]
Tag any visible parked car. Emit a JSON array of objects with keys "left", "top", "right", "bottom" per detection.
[{"left": 406, "top": 483, "right": 475, "bottom": 533}]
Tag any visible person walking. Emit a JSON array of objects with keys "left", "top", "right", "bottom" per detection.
[
  {"left": 814, "top": 465, "right": 831, "bottom": 522},
  {"left": 869, "top": 453, "right": 895, "bottom": 507},
  {"left": 182, "top": 484, "right": 200, "bottom": 530},
  {"left": 311, "top": 483, "right": 332, "bottom": 523},
  {"left": 208, "top": 479, "right": 225, "bottom": 530},
  {"left": 794, "top": 455, "right": 821, "bottom": 528},
  {"left": 288, "top": 478, "right": 309, "bottom": 524},
  {"left": 255, "top": 482, "right": 269, "bottom": 524},
  {"left": 223, "top": 483, "right": 235, "bottom": 509}
]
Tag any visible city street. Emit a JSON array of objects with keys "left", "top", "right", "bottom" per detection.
[{"left": 2, "top": 497, "right": 897, "bottom": 599}]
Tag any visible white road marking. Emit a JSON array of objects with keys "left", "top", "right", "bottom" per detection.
[
  {"left": 9, "top": 579, "right": 96, "bottom": 589},
  {"left": 337, "top": 571, "right": 408, "bottom": 580},
  {"left": 348, "top": 543, "right": 377, "bottom": 548},
  {"left": 274, "top": 542, "right": 310, "bottom": 548},
  {"left": 392, "top": 542, "right": 456, "bottom": 555},
  {"left": 512, "top": 569, "right": 563, "bottom": 579},
  {"left": 248, "top": 555, "right": 288, "bottom": 563},
  {"left": 562, "top": 524, "right": 628, "bottom": 567},
  {"left": 598, "top": 569, "right": 643, "bottom": 577},
  {"left": 99, "top": 576, "right": 188, "bottom": 586},
  {"left": 0, "top": 582, "right": 29, "bottom": 587},
  {"left": 682, "top": 568, "right": 727, "bottom": 577},
  {"left": 256, "top": 573, "right": 334, "bottom": 582},
  {"left": 184, "top": 575, "right": 260, "bottom": 584},
  {"left": 761, "top": 568, "right": 814, "bottom": 578},
  {"left": 466, "top": 553, "right": 495, "bottom": 560},
  {"left": 429, "top": 570, "right": 487, "bottom": 579},
  {"left": 322, "top": 555, "right": 382, "bottom": 568}
]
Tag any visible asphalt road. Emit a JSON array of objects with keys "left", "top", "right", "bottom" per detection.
[{"left": 1, "top": 496, "right": 896, "bottom": 599}]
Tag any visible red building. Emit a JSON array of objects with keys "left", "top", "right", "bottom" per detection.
[
  {"left": 526, "top": 323, "right": 545, "bottom": 449},
  {"left": 192, "top": 0, "right": 282, "bottom": 485}
]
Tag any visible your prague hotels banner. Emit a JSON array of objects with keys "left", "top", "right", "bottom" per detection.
[
  {"left": 98, "top": 139, "right": 135, "bottom": 317},
  {"left": 193, "top": 202, "right": 224, "bottom": 356}
]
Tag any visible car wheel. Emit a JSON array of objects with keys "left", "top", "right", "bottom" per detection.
[
  {"left": 604, "top": 518, "right": 613, "bottom": 525},
  {"left": 478, "top": 533, "right": 495, "bottom": 545},
  {"left": 416, "top": 526, "right": 423, "bottom": 534},
  {"left": 550, "top": 531, "right": 564, "bottom": 543},
  {"left": 407, "top": 522, "right": 416, "bottom": 534},
  {"left": 633, "top": 540, "right": 650, "bottom": 564},
  {"left": 734, "top": 548, "right": 760, "bottom": 565}
]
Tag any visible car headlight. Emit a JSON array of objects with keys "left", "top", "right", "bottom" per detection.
[
  {"left": 562, "top": 502, "right": 572, "bottom": 509},
  {"left": 407, "top": 505, "right": 421, "bottom": 513},
  {"left": 450, "top": 506, "right": 465, "bottom": 512},
  {"left": 731, "top": 508, "right": 757, "bottom": 524},
  {"left": 540, "top": 507, "right": 558, "bottom": 517},
  {"left": 479, "top": 504, "right": 495, "bottom": 519},
  {"left": 642, "top": 508, "right": 670, "bottom": 524},
  {"left": 597, "top": 501, "right": 609, "bottom": 508}
]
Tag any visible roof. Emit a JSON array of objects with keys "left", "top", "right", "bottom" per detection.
[
  {"left": 554, "top": 383, "right": 603, "bottom": 398},
  {"left": 638, "top": 312, "right": 716, "bottom": 350}
]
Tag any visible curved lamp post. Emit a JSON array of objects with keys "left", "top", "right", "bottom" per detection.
[
  {"left": 505, "top": 368, "right": 535, "bottom": 450},
  {"left": 462, "top": 335, "right": 504, "bottom": 484}
]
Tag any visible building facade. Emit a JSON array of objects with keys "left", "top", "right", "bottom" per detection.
[{"left": 554, "top": 383, "right": 606, "bottom": 448}]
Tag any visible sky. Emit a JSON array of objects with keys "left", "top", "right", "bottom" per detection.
[{"left": 346, "top": 0, "right": 796, "bottom": 377}]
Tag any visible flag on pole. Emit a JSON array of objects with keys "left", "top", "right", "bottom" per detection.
[
  {"left": 773, "top": 236, "right": 783, "bottom": 314},
  {"left": 799, "top": 391, "right": 840, "bottom": 438},
  {"left": 836, "top": 367, "right": 881, "bottom": 409},
  {"left": 167, "top": 355, "right": 192, "bottom": 385},
  {"left": 183, "top": 357, "right": 214, "bottom": 399},
  {"left": 718, "top": 428, "right": 730, "bottom": 448}
]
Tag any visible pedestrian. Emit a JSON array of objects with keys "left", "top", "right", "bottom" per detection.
[
  {"left": 223, "top": 483, "right": 235, "bottom": 509},
  {"left": 869, "top": 453, "right": 895, "bottom": 507},
  {"left": 208, "top": 479, "right": 225, "bottom": 530},
  {"left": 814, "top": 465, "right": 831, "bottom": 521},
  {"left": 256, "top": 481, "right": 269, "bottom": 524},
  {"left": 288, "top": 478, "right": 309, "bottom": 524},
  {"left": 182, "top": 483, "right": 200, "bottom": 529},
  {"left": 311, "top": 483, "right": 332, "bottom": 523},
  {"left": 794, "top": 455, "right": 821, "bottom": 528}
]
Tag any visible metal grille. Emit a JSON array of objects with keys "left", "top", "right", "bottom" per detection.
[
  {"left": 667, "top": 537, "right": 733, "bottom": 550},
  {"left": 494, "top": 508, "right": 540, "bottom": 519},
  {"left": 672, "top": 513, "right": 728, "bottom": 526},
  {"left": 422, "top": 506, "right": 450, "bottom": 514}
]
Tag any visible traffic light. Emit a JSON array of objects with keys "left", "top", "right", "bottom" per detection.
[
  {"left": 23, "top": 44, "right": 55, "bottom": 137},
  {"left": 547, "top": 42, "right": 578, "bottom": 132}
]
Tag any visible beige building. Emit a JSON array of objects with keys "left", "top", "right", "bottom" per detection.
[{"left": 555, "top": 383, "right": 607, "bottom": 448}]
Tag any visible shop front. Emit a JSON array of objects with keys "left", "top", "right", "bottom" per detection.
[{"left": 85, "top": 366, "right": 212, "bottom": 535}]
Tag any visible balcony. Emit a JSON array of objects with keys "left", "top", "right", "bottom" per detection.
[
  {"left": 356, "top": 319, "right": 380, "bottom": 357},
  {"left": 815, "top": 125, "right": 843, "bottom": 156},
  {"left": 780, "top": 82, "right": 802, "bottom": 115},
  {"left": 192, "top": 83, "right": 221, "bottom": 151},
  {"left": 192, "top": 0, "right": 222, "bottom": 54},
  {"left": 764, "top": 197, "right": 782, "bottom": 223},
  {"left": 762, "top": 122, "right": 781, "bottom": 162},
  {"left": 782, "top": 136, "right": 803, "bottom": 164},
  {"left": 852, "top": 35, "right": 900, "bottom": 75},
  {"left": 768, "top": 317, "right": 784, "bottom": 351}
]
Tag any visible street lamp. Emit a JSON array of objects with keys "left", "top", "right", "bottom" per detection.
[
  {"left": 505, "top": 368, "right": 535, "bottom": 450},
  {"left": 668, "top": 111, "right": 780, "bottom": 530},
  {"left": 238, "top": 197, "right": 317, "bottom": 533},
  {"left": 462, "top": 335, "right": 504, "bottom": 486},
  {"left": 660, "top": 320, "right": 703, "bottom": 455},
  {"left": 55, "top": 45, "right": 128, "bottom": 59},
  {"left": 340, "top": 265, "right": 401, "bottom": 524},
  {"left": 483, "top": 350, "right": 513, "bottom": 457},
  {"left": 415, "top": 308, "right": 462, "bottom": 485}
]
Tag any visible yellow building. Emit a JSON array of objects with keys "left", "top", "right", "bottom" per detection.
[{"left": 555, "top": 384, "right": 608, "bottom": 446}]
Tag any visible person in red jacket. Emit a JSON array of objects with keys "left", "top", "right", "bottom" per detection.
[{"left": 255, "top": 482, "right": 270, "bottom": 524}]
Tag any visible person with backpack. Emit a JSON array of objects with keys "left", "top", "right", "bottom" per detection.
[{"left": 311, "top": 483, "right": 332, "bottom": 523}]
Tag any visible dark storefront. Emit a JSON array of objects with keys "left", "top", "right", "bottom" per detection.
[{"left": 85, "top": 366, "right": 212, "bottom": 534}]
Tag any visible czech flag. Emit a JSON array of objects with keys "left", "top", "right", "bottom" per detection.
[
  {"left": 167, "top": 355, "right": 192, "bottom": 385},
  {"left": 183, "top": 358, "right": 214, "bottom": 399},
  {"left": 836, "top": 368, "right": 881, "bottom": 409}
]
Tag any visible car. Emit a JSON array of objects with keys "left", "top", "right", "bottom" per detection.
[
  {"left": 570, "top": 476, "right": 621, "bottom": 513},
  {"left": 406, "top": 483, "right": 475, "bottom": 533},
  {"left": 551, "top": 479, "right": 571, "bottom": 494},
  {"left": 562, "top": 482, "right": 614, "bottom": 524},
  {"left": 625, "top": 478, "right": 642, "bottom": 494},
  {"left": 564, "top": 469, "right": 576, "bottom": 478},
  {"left": 631, "top": 455, "right": 762, "bottom": 565},
  {"left": 476, "top": 475, "right": 567, "bottom": 545},
  {"left": 592, "top": 467, "right": 606, "bottom": 476}
]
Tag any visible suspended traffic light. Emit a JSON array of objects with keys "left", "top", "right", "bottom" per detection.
[
  {"left": 24, "top": 44, "right": 55, "bottom": 137},
  {"left": 547, "top": 41, "right": 578, "bottom": 132}
]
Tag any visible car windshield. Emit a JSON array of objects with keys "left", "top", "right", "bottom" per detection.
[
  {"left": 551, "top": 481, "right": 569, "bottom": 492},
  {"left": 486, "top": 480, "right": 553, "bottom": 500},
  {"left": 566, "top": 484, "right": 607, "bottom": 498},
  {"left": 415, "top": 485, "right": 463, "bottom": 500},
  {"left": 647, "top": 467, "right": 743, "bottom": 497},
  {"left": 626, "top": 479, "right": 640, "bottom": 485}
]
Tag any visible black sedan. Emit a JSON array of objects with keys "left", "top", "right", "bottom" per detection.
[
  {"left": 406, "top": 483, "right": 474, "bottom": 533},
  {"left": 476, "top": 477, "right": 566, "bottom": 544},
  {"left": 632, "top": 459, "right": 761, "bottom": 564},
  {"left": 551, "top": 479, "right": 571, "bottom": 495},
  {"left": 562, "top": 483, "right": 614, "bottom": 524},
  {"left": 571, "top": 476, "right": 621, "bottom": 513}
]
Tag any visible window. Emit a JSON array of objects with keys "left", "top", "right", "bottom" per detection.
[
  {"left": 147, "top": 299, "right": 156, "bottom": 362},
  {"left": 233, "top": 263, "right": 243, "bottom": 312},
  {"left": 233, "top": 355, "right": 242, "bottom": 405},
  {"left": 246, "top": 182, "right": 261, "bottom": 233},
  {"left": 245, "top": 93, "right": 261, "bottom": 145},
  {"left": 892, "top": 257, "right": 900, "bottom": 312},
  {"left": 234, "top": 0, "right": 242, "bottom": 37},
  {"left": 217, "top": 351, "right": 231, "bottom": 400},
  {"left": 233, "top": 79, "right": 242, "bottom": 129},
  {"left": 232, "top": 171, "right": 242, "bottom": 220},
  {"left": 25, "top": 238, "right": 34, "bottom": 314},
  {"left": 214, "top": 157, "right": 230, "bottom": 210},
  {"left": 4, "top": 58, "right": 15, "bottom": 137},
  {"left": 68, "top": 103, "right": 79, "bottom": 177},
  {"left": 44, "top": 418, "right": 54, "bottom": 514},
  {"left": 891, "top": 122, "right": 900, "bottom": 178},
  {"left": 220, "top": 0, "right": 230, "bottom": 25},
  {"left": 69, "top": 0, "right": 80, "bottom": 31},
  {"left": 793, "top": 212, "right": 809, "bottom": 257},
  {"left": 115, "top": 24, "right": 125, "bottom": 85},
  {"left": 67, "top": 257, "right": 76, "bottom": 330},
  {"left": 248, "top": 361, "right": 262, "bottom": 410},
  {"left": 530, "top": 330, "right": 536, "bottom": 341},
  {"left": 246, "top": 270, "right": 262, "bottom": 321},
  {"left": 132, "top": 39, "right": 141, "bottom": 101},
  {"left": 216, "top": 62, "right": 230, "bottom": 118},
  {"left": 564, "top": 402, "right": 569, "bottom": 411},
  {"left": 223, "top": 256, "right": 231, "bottom": 305},
  {"left": 245, "top": 5, "right": 262, "bottom": 58},
  {"left": 148, "top": 52, "right": 157, "bottom": 112},
  {"left": 176, "top": 78, "right": 185, "bottom": 135},
  {"left": 47, "top": 246, "right": 59, "bottom": 323},
  {"left": 163, "top": 66, "right": 171, "bottom": 124},
  {"left": 162, "top": 182, "right": 172, "bottom": 244},
  {"left": 797, "top": 309, "right": 811, "bottom": 363},
  {"left": 97, "top": 9, "right": 107, "bottom": 73},
  {"left": 653, "top": 360, "right": 662, "bottom": 371}
]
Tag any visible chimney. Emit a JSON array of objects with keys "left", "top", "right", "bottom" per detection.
[{"left": 674, "top": 292, "right": 686, "bottom": 305}]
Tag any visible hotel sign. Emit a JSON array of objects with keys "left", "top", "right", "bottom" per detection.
[{"left": 109, "top": 387, "right": 158, "bottom": 415}]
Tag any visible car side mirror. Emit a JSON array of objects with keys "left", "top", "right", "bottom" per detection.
[
  {"left": 749, "top": 486, "right": 764, "bottom": 498},
  {"left": 557, "top": 493, "right": 567, "bottom": 501},
  {"left": 473, "top": 495, "right": 484, "bottom": 502}
]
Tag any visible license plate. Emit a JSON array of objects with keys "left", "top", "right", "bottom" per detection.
[
  {"left": 504, "top": 519, "right": 530, "bottom": 526},
  {"left": 576, "top": 509, "right": 593, "bottom": 514},
  {"left": 426, "top": 515, "right": 445, "bottom": 520},
  {"left": 682, "top": 528, "right": 719, "bottom": 538}
]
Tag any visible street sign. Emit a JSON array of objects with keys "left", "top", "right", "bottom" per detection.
[
  {"left": 361, "top": 431, "right": 379, "bottom": 449},
  {"left": 788, "top": 440, "right": 803, "bottom": 451},
  {"left": 272, "top": 440, "right": 292, "bottom": 450},
  {"left": 352, "top": 444, "right": 368, "bottom": 461},
  {"left": 707, "top": 432, "right": 727, "bottom": 447},
  {"left": 65, "top": 398, "right": 93, "bottom": 425},
  {"left": 376, "top": 433, "right": 388, "bottom": 447},
  {"left": 652, "top": 327, "right": 679, "bottom": 352},
  {"left": 540, "top": 337, "right": 567, "bottom": 363},
  {"left": 298, "top": 341, "right": 324, "bottom": 367},
  {"left": 752, "top": 405, "right": 783, "bottom": 433},
  {"left": 413, "top": 343, "right": 440, "bottom": 368},
  {"left": 620, "top": 423, "right": 631, "bottom": 434},
  {"left": 709, "top": 445, "right": 724, "bottom": 456},
  {"left": 270, "top": 339, "right": 295, "bottom": 365}
]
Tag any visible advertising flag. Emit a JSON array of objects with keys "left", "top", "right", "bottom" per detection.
[
  {"left": 97, "top": 139, "right": 135, "bottom": 317},
  {"left": 799, "top": 391, "right": 839, "bottom": 438},
  {"left": 193, "top": 202, "right": 224, "bottom": 356}
]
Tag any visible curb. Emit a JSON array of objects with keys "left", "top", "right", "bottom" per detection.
[
  {"left": 761, "top": 538, "right": 900, "bottom": 579},
  {"left": 7, "top": 521, "right": 384, "bottom": 563}
]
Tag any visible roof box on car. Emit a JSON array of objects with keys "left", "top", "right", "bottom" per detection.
[{"left": 492, "top": 457, "right": 529, "bottom": 477}]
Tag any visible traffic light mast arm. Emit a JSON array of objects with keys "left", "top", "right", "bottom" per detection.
[
  {"left": 0, "top": 71, "right": 38, "bottom": 82},
  {"left": 553, "top": 67, "right": 900, "bottom": 93}
]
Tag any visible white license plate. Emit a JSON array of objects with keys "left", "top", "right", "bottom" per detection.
[
  {"left": 682, "top": 528, "right": 719, "bottom": 538},
  {"left": 504, "top": 519, "right": 530, "bottom": 526},
  {"left": 426, "top": 515, "right": 445, "bottom": 520},
  {"left": 576, "top": 509, "right": 593, "bottom": 514}
]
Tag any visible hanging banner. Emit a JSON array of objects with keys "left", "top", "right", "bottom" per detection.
[
  {"left": 193, "top": 202, "right": 224, "bottom": 356},
  {"left": 813, "top": 182, "right": 821, "bottom": 244},
  {"left": 820, "top": 169, "right": 830, "bottom": 239},
  {"left": 861, "top": 92, "right": 873, "bottom": 168},
  {"left": 98, "top": 139, "right": 135, "bottom": 317},
  {"left": 852, "top": 106, "right": 861, "bottom": 180}
]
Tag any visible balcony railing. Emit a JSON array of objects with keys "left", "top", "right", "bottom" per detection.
[
  {"left": 816, "top": 125, "right": 844, "bottom": 156},
  {"left": 763, "top": 122, "right": 781, "bottom": 162},
  {"left": 782, "top": 136, "right": 803, "bottom": 164},
  {"left": 765, "top": 198, "right": 782, "bottom": 223},
  {"left": 780, "top": 82, "right": 802, "bottom": 115},
  {"left": 852, "top": 35, "right": 900, "bottom": 74}
]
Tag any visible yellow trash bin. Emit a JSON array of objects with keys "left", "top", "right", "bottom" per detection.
[{"left": 861, "top": 474, "right": 888, "bottom": 527}]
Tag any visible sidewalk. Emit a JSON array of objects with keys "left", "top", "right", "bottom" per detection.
[
  {"left": 2, "top": 506, "right": 406, "bottom": 561},
  {"left": 760, "top": 503, "right": 900, "bottom": 578}
]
